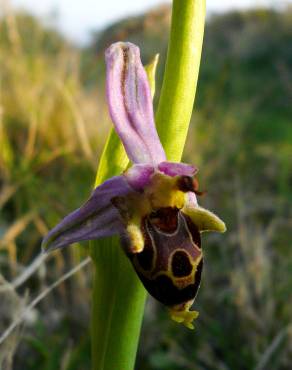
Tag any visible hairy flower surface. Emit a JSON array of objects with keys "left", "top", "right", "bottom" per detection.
[{"left": 42, "top": 42, "right": 226, "bottom": 329}]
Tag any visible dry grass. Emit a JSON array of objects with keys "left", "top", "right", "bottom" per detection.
[
  {"left": 0, "top": 3, "right": 110, "bottom": 268},
  {"left": 0, "top": 7, "right": 103, "bottom": 368}
]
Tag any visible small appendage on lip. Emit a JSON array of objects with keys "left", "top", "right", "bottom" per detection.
[
  {"left": 126, "top": 223, "right": 145, "bottom": 254},
  {"left": 169, "top": 301, "right": 199, "bottom": 330},
  {"left": 183, "top": 206, "right": 226, "bottom": 233}
]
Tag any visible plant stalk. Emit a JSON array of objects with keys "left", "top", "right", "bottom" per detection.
[
  {"left": 91, "top": 237, "right": 146, "bottom": 370},
  {"left": 156, "top": 0, "right": 206, "bottom": 162}
]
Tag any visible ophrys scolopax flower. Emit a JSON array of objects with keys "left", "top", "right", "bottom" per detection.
[{"left": 42, "top": 42, "right": 226, "bottom": 329}]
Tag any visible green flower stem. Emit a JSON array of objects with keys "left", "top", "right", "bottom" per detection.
[
  {"left": 91, "top": 237, "right": 146, "bottom": 370},
  {"left": 90, "top": 1, "right": 206, "bottom": 369},
  {"left": 91, "top": 130, "right": 145, "bottom": 370},
  {"left": 91, "top": 129, "right": 147, "bottom": 370},
  {"left": 156, "top": 0, "right": 206, "bottom": 162}
]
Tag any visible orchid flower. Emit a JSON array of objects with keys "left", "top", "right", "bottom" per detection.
[{"left": 42, "top": 42, "right": 226, "bottom": 329}]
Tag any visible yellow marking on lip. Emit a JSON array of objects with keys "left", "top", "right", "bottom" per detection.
[{"left": 148, "top": 253, "right": 202, "bottom": 290}]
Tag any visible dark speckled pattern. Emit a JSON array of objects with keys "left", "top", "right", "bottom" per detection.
[{"left": 125, "top": 207, "right": 203, "bottom": 308}]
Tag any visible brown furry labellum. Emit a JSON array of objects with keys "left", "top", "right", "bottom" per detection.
[{"left": 121, "top": 207, "right": 203, "bottom": 312}]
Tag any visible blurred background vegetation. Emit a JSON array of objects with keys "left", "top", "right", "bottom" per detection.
[{"left": 0, "top": 3, "right": 292, "bottom": 370}]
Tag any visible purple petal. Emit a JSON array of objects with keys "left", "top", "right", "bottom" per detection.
[
  {"left": 105, "top": 42, "right": 166, "bottom": 165},
  {"left": 186, "top": 192, "right": 198, "bottom": 208},
  {"left": 158, "top": 161, "right": 198, "bottom": 177},
  {"left": 42, "top": 176, "right": 132, "bottom": 252},
  {"left": 124, "top": 164, "right": 154, "bottom": 191}
]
